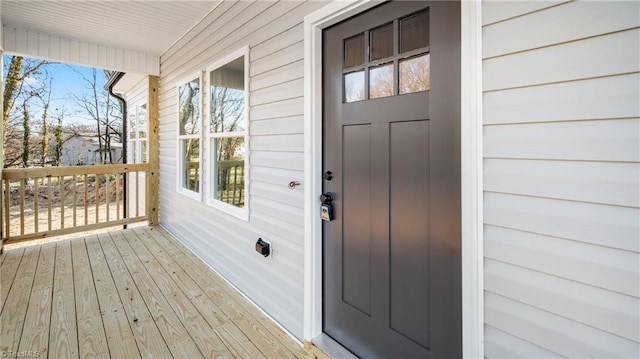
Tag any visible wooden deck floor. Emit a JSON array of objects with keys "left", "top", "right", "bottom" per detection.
[{"left": 0, "top": 226, "right": 316, "bottom": 359}]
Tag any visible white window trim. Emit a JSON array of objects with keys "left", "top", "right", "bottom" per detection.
[
  {"left": 302, "top": 1, "right": 484, "bottom": 357},
  {"left": 176, "top": 72, "right": 203, "bottom": 201},
  {"left": 204, "top": 46, "right": 250, "bottom": 221}
]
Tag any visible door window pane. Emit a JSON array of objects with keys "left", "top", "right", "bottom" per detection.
[
  {"left": 179, "top": 78, "right": 201, "bottom": 135},
  {"left": 400, "top": 54, "right": 430, "bottom": 94},
  {"left": 370, "top": 23, "right": 393, "bottom": 61},
  {"left": 369, "top": 63, "right": 394, "bottom": 99},
  {"left": 182, "top": 139, "right": 200, "bottom": 192},
  {"left": 344, "top": 34, "right": 365, "bottom": 68},
  {"left": 214, "top": 137, "right": 245, "bottom": 207},
  {"left": 210, "top": 56, "right": 245, "bottom": 133},
  {"left": 400, "top": 10, "right": 429, "bottom": 53},
  {"left": 344, "top": 71, "right": 365, "bottom": 102}
]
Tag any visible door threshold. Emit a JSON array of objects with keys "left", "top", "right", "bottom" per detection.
[{"left": 311, "top": 333, "right": 358, "bottom": 359}]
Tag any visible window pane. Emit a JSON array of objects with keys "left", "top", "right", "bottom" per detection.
[
  {"left": 138, "top": 104, "right": 147, "bottom": 139},
  {"left": 400, "top": 10, "right": 429, "bottom": 53},
  {"left": 179, "top": 78, "right": 201, "bottom": 135},
  {"left": 369, "top": 63, "right": 394, "bottom": 99},
  {"left": 210, "top": 56, "right": 245, "bottom": 133},
  {"left": 370, "top": 23, "right": 393, "bottom": 61},
  {"left": 140, "top": 140, "right": 147, "bottom": 164},
  {"left": 400, "top": 54, "right": 430, "bottom": 94},
  {"left": 129, "top": 140, "right": 136, "bottom": 164},
  {"left": 214, "top": 137, "right": 245, "bottom": 207},
  {"left": 128, "top": 111, "right": 136, "bottom": 139},
  {"left": 344, "top": 71, "right": 365, "bottom": 103},
  {"left": 344, "top": 34, "right": 365, "bottom": 68},
  {"left": 182, "top": 139, "right": 200, "bottom": 192}
]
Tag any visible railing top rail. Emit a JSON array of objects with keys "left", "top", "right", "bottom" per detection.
[{"left": 2, "top": 163, "right": 150, "bottom": 180}]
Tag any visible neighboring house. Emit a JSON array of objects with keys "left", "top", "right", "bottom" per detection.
[
  {"left": 1, "top": 1, "right": 638, "bottom": 358},
  {"left": 61, "top": 134, "right": 123, "bottom": 166}
]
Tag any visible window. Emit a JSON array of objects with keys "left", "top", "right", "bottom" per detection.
[
  {"left": 206, "top": 48, "right": 248, "bottom": 218},
  {"left": 343, "top": 8, "right": 430, "bottom": 103},
  {"left": 128, "top": 104, "right": 147, "bottom": 164},
  {"left": 177, "top": 75, "right": 202, "bottom": 197}
]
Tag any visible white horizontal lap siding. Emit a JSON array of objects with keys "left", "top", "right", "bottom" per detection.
[
  {"left": 157, "top": 0, "right": 329, "bottom": 340},
  {"left": 3, "top": 26, "right": 159, "bottom": 75},
  {"left": 482, "top": 1, "right": 640, "bottom": 357}
]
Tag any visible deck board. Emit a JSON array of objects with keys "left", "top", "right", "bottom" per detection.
[
  {"left": 0, "top": 245, "right": 40, "bottom": 355},
  {"left": 146, "top": 226, "right": 307, "bottom": 359},
  {"left": 109, "top": 230, "right": 204, "bottom": 359},
  {"left": 85, "top": 236, "right": 141, "bottom": 358},
  {"left": 71, "top": 237, "right": 110, "bottom": 358},
  {"left": 96, "top": 232, "right": 172, "bottom": 359},
  {"left": 125, "top": 229, "right": 234, "bottom": 358},
  {"left": 135, "top": 227, "right": 268, "bottom": 359},
  {"left": 0, "top": 248, "right": 24, "bottom": 313},
  {"left": 18, "top": 243, "right": 55, "bottom": 357},
  {"left": 49, "top": 240, "right": 79, "bottom": 358},
  {"left": 0, "top": 226, "right": 317, "bottom": 359}
]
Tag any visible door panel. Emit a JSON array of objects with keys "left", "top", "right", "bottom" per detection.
[
  {"left": 389, "top": 120, "right": 430, "bottom": 349},
  {"left": 342, "top": 124, "right": 373, "bottom": 315},
  {"left": 322, "top": 1, "right": 461, "bottom": 358}
]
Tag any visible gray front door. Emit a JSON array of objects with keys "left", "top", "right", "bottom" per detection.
[{"left": 322, "top": 1, "right": 461, "bottom": 358}]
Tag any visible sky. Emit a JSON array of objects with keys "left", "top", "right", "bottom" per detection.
[{"left": 3, "top": 54, "right": 110, "bottom": 127}]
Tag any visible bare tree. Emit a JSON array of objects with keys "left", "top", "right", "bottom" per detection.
[
  {"left": 71, "top": 68, "right": 121, "bottom": 164},
  {"left": 37, "top": 77, "right": 54, "bottom": 166},
  {"left": 2, "top": 56, "right": 47, "bottom": 168}
]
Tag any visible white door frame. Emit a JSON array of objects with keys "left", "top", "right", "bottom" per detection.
[{"left": 302, "top": 1, "right": 484, "bottom": 357}]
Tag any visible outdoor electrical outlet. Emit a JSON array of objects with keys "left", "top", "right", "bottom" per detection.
[{"left": 255, "top": 238, "right": 271, "bottom": 258}]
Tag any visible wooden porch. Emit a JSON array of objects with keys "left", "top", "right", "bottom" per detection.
[{"left": 0, "top": 226, "right": 319, "bottom": 359}]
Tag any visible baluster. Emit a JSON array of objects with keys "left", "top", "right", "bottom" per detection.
[
  {"left": 106, "top": 173, "right": 110, "bottom": 223},
  {"left": 4, "top": 180, "right": 10, "bottom": 239},
  {"left": 60, "top": 176, "right": 65, "bottom": 229},
  {"left": 84, "top": 174, "right": 88, "bottom": 226},
  {"left": 48, "top": 176, "right": 52, "bottom": 231},
  {"left": 116, "top": 172, "right": 120, "bottom": 220},
  {"left": 19, "top": 179, "right": 24, "bottom": 235},
  {"left": 73, "top": 175, "right": 77, "bottom": 227},
  {"left": 34, "top": 177, "right": 39, "bottom": 233},
  {"left": 95, "top": 174, "right": 99, "bottom": 224}
]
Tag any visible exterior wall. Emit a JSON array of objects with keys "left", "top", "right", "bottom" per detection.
[
  {"left": 61, "top": 136, "right": 123, "bottom": 166},
  {"left": 61, "top": 136, "right": 98, "bottom": 166},
  {"left": 125, "top": 78, "right": 149, "bottom": 217},
  {"left": 482, "top": 1, "right": 640, "bottom": 357},
  {"left": 157, "top": 1, "right": 328, "bottom": 339}
]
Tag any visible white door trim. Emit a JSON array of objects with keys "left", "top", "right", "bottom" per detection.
[
  {"left": 460, "top": 1, "right": 485, "bottom": 357},
  {"left": 302, "top": 1, "right": 484, "bottom": 356}
]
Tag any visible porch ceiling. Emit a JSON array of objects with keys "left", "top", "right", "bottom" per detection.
[{"left": 1, "top": 1, "right": 220, "bottom": 56}]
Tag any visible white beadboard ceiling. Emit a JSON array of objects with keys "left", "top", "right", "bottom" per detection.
[{"left": 1, "top": 1, "right": 221, "bottom": 56}]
